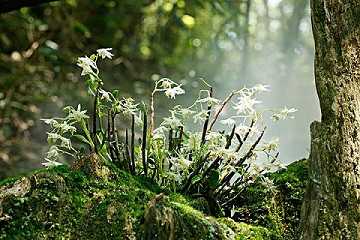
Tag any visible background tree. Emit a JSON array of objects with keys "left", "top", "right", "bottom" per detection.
[{"left": 301, "top": 0, "right": 360, "bottom": 239}]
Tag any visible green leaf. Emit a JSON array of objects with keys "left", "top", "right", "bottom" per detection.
[
  {"left": 191, "top": 175, "right": 202, "bottom": 185},
  {"left": 73, "top": 134, "right": 91, "bottom": 146},
  {"left": 208, "top": 170, "right": 220, "bottom": 189}
]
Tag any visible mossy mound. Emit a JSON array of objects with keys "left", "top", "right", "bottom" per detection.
[
  {"left": 0, "top": 154, "right": 271, "bottom": 240},
  {"left": 234, "top": 159, "right": 308, "bottom": 239}
]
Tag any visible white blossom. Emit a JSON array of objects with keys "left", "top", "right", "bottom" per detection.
[
  {"left": 263, "top": 138, "right": 279, "bottom": 152},
  {"left": 66, "top": 104, "right": 89, "bottom": 122},
  {"left": 272, "top": 107, "right": 297, "bottom": 121},
  {"left": 220, "top": 118, "right": 236, "bottom": 127},
  {"left": 196, "top": 96, "right": 220, "bottom": 106},
  {"left": 153, "top": 126, "right": 167, "bottom": 139},
  {"left": 46, "top": 145, "right": 60, "bottom": 160},
  {"left": 253, "top": 84, "right": 270, "bottom": 92},
  {"left": 160, "top": 78, "right": 172, "bottom": 89},
  {"left": 193, "top": 110, "right": 208, "bottom": 124},
  {"left": 97, "top": 48, "right": 113, "bottom": 59},
  {"left": 165, "top": 86, "right": 185, "bottom": 99},
  {"left": 41, "top": 118, "right": 58, "bottom": 127},
  {"left": 99, "top": 89, "right": 112, "bottom": 102},
  {"left": 161, "top": 114, "right": 183, "bottom": 128},
  {"left": 42, "top": 159, "right": 63, "bottom": 167},
  {"left": 77, "top": 56, "right": 97, "bottom": 76},
  {"left": 234, "top": 95, "right": 261, "bottom": 114}
]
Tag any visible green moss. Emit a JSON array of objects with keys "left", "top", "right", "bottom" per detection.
[
  {"left": 219, "top": 218, "right": 274, "bottom": 240},
  {"left": 1, "top": 159, "right": 307, "bottom": 239},
  {"left": 234, "top": 159, "right": 308, "bottom": 240}
]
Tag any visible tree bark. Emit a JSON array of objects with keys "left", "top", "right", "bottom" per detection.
[
  {"left": 301, "top": 1, "right": 360, "bottom": 239},
  {"left": 0, "top": 0, "right": 59, "bottom": 14}
]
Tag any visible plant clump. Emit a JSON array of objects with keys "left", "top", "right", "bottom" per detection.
[{"left": 41, "top": 48, "right": 297, "bottom": 220}]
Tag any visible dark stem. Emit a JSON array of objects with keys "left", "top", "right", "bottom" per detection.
[
  {"left": 130, "top": 114, "right": 136, "bottom": 174},
  {"left": 235, "top": 119, "right": 255, "bottom": 152},
  {"left": 168, "top": 128, "right": 173, "bottom": 152},
  {"left": 201, "top": 87, "right": 213, "bottom": 146},
  {"left": 177, "top": 126, "right": 184, "bottom": 151},
  {"left": 142, "top": 111, "right": 148, "bottom": 176},
  {"left": 125, "top": 128, "right": 133, "bottom": 174},
  {"left": 92, "top": 89, "right": 99, "bottom": 153},
  {"left": 225, "top": 124, "right": 236, "bottom": 149},
  {"left": 200, "top": 156, "right": 222, "bottom": 182},
  {"left": 208, "top": 91, "right": 235, "bottom": 131},
  {"left": 234, "top": 127, "right": 266, "bottom": 167}
]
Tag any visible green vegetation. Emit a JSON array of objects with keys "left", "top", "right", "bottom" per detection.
[
  {"left": 0, "top": 1, "right": 315, "bottom": 239},
  {"left": 0, "top": 153, "right": 308, "bottom": 239},
  {"left": 39, "top": 48, "right": 297, "bottom": 222},
  {"left": 233, "top": 159, "right": 308, "bottom": 239},
  {"left": 0, "top": 0, "right": 314, "bottom": 179}
]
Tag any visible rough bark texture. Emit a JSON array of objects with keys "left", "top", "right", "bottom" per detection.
[{"left": 301, "top": 1, "right": 360, "bottom": 239}]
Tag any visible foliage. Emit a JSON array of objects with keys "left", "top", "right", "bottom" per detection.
[{"left": 41, "top": 48, "right": 296, "bottom": 220}]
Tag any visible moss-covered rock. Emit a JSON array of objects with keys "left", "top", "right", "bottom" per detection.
[
  {"left": 233, "top": 159, "right": 308, "bottom": 239},
  {"left": 0, "top": 154, "right": 272, "bottom": 240}
]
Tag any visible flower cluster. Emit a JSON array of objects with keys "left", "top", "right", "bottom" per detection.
[{"left": 42, "top": 47, "right": 298, "bottom": 221}]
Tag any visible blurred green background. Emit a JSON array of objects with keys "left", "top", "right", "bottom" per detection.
[{"left": 0, "top": 0, "right": 318, "bottom": 179}]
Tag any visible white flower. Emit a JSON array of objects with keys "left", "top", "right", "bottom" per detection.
[
  {"left": 46, "top": 145, "right": 60, "bottom": 160},
  {"left": 196, "top": 96, "right": 220, "bottom": 106},
  {"left": 164, "top": 86, "right": 185, "bottom": 99},
  {"left": 153, "top": 126, "right": 167, "bottom": 139},
  {"left": 42, "top": 159, "right": 63, "bottom": 167},
  {"left": 47, "top": 132, "right": 63, "bottom": 141},
  {"left": 97, "top": 48, "right": 113, "bottom": 59},
  {"left": 206, "top": 132, "right": 226, "bottom": 147},
  {"left": 234, "top": 95, "right": 261, "bottom": 114},
  {"left": 77, "top": 56, "right": 97, "bottom": 76},
  {"left": 41, "top": 118, "right": 58, "bottom": 127},
  {"left": 272, "top": 107, "right": 297, "bottom": 121},
  {"left": 119, "top": 98, "right": 139, "bottom": 116},
  {"left": 99, "top": 89, "right": 112, "bottom": 102},
  {"left": 160, "top": 78, "right": 173, "bottom": 89},
  {"left": 174, "top": 106, "right": 195, "bottom": 119},
  {"left": 58, "top": 136, "right": 72, "bottom": 150},
  {"left": 161, "top": 114, "right": 183, "bottom": 128},
  {"left": 235, "top": 125, "right": 250, "bottom": 135},
  {"left": 55, "top": 122, "right": 76, "bottom": 134},
  {"left": 261, "top": 177, "right": 275, "bottom": 189},
  {"left": 220, "top": 118, "right": 236, "bottom": 127},
  {"left": 193, "top": 110, "right": 208, "bottom": 124},
  {"left": 253, "top": 84, "right": 270, "bottom": 92},
  {"left": 262, "top": 138, "right": 279, "bottom": 152},
  {"left": 66, "top": 104, "right": 89, "bottom": 122}
]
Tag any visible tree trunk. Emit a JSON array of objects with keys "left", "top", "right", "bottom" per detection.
[{"left": 301, "top": 1, "right": 360, "bottom": 239}]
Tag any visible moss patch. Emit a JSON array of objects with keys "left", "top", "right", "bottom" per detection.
[
  {"left": 233, "top": 159, "right": 308, "bottom": 239},
  {"left": 0, "top": 158, "right": 277, "bottom": 239}
]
